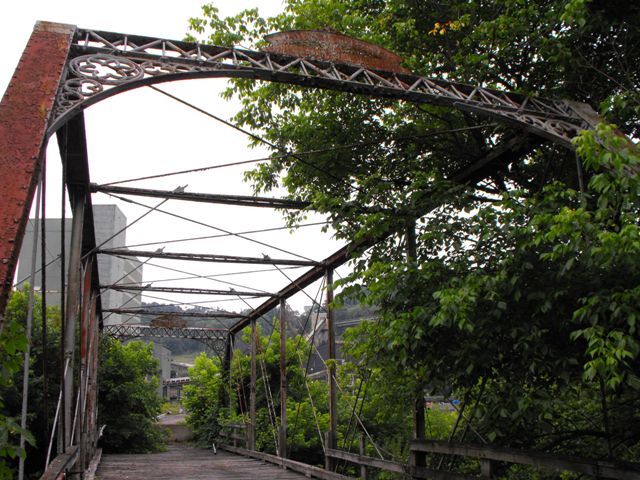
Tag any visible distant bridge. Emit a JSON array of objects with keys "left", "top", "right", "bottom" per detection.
[{"left": 103, "top": 324, "right": 227, "bottom": 356}]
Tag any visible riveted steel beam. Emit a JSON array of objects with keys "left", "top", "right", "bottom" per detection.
[
  {"left": 102, "top": 284, "right": 275, "bottom": 297},
  {"left": 0, "top": 22, "right": 75, "bottom": 318},
  {"left": 90, "top": 184, "right": 310, "bottom": 210},
  {"left": 99, "top": 248, "right": 319, "bottom": 267},
  {"left": 103, "top": 308, "right": 246, "bottom": 319}
]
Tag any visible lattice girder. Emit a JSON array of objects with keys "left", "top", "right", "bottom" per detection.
[
  {"left": 49, "top": 28, "right": 597, "bottom": 147},
  {"left": 103, "top": 324, "right": 228, "bottom": 357}
]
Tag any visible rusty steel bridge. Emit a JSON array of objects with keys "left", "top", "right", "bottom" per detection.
[{"left": 1, "top": 21, "right": 638, "bottom": 480}]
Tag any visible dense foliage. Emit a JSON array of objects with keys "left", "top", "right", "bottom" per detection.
[
  {"left": 184, "top": 324, "right": 455, "bottom": 474},
  {"left": 0, "top": 289, "right": 60, "bottom": 480},
  {"left": 187, "top": 0, "right": 640, "bottom": 469},
  {"left": 98, "top": 339, "right": 166, "bottom": 453}
]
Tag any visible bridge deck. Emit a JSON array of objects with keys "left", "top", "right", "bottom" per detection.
[{"left": 95, "top": 443, "right": 314, "bottom": 479}]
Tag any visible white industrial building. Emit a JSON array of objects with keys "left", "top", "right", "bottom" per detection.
[{"left": 17, "top": 204, "right": 143, "bottom": 325}]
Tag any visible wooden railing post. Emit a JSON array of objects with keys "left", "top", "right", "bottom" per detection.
[
  {"left": 480, "top": 459, "right": 494, "bottom": 478},
  {"left": 359, "top": 434, "right": 368, "bottom": 480}
]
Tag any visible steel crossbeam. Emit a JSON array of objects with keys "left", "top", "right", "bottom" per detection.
[
  {"left": 46, "top": 28, "right": 598, "bottom": 147},
  {"left": 103, "top": 324, "right": 227, "bottom": 356},
  {"left": 102, "top": 284, "right": 275, "bottom": 297},
  {"left": 91, "top": 184, "right": 310, "bottom": 210},
  {"left": 103, "top": 308, "right": 246, "bottom": 319},
  {"left": 99, "top": 248, "right": 318, "bottom": 266}
]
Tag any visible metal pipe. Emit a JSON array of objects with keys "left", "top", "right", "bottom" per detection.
[
  {"left": 18, "top": 176, "right": 42, "bottom": 480},
  {"left": 40, "top": 154, "right": 49, "bottom": 457},
  {"left": 249, "top": 317, "right": 257, "bottom": 451},
  {"left": 326, "top": 269, "right": 337, "bottom": 471},
  {"left": 279, "top": 298, "right": 287, "bottom": 459},
  {"left": 46, "top": 359, "right": 70, "bottom": 468}
]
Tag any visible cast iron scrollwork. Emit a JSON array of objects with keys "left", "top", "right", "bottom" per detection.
[{"left": 69, "top": 54, "right": 144, "bottom": 85}]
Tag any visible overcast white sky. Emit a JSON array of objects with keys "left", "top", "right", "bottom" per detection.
[{"left": 2, "top": 1, "right": 349, "bottom": 316}]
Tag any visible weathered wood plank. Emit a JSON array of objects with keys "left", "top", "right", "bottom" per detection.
[
  {"left": 95, "top": 443, "right": 314, "bottom": 479},
  {"left": 223, "top": 445, "right": 353, "bottom": 480}
]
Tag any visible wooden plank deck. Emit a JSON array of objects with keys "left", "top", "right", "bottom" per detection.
[{"left": 95, "top": 443, "right": 315, "bottom": 479}]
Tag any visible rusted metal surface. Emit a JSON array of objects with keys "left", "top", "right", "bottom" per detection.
[
  {"left": 99, "top": 248, "right": 319, "bottom": 267},
  {"left": 263, "top": 30, "right": 410, "bottom": 74},
  {"left": 0, "top": 21, "right": 75, "bottom": 318},
  {"left": 150, "top": 314, "right": 187, "bottom": 328}
]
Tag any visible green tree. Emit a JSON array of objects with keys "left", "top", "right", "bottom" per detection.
[
  {"left": 98, "top": 338, "right": 166, "bottom": 453},
  {"left": 0, "top": 288, "right": 60, "bottom": 480},
  {"left": 182, "top": 352, "right": 222, "bottom": 445},
  {"left": 187, "top": 0, "right": 640, "bottom": 467}
]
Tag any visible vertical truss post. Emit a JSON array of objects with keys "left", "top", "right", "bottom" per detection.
[
  {"left": 0, "top": 21, "right": 75, "bottom": 320},
  {"left": 220, "top": 335, "right": 232, "bottom": 409},
  {"left": 63, "top": 194, "right": 84, "bottom": 449},
  {"left": 78, "top": 257, "right": 93, "bottom": 472},
  {"left": 249, "top": 317, "right": 257, "bottom": 451},
  {"left": 279, "top": 298, "right": 287, "bottom": 459},
  {"left": 406, "top": 222, "right": 426, "bottom": 473},
  {"left": 88, "top": 293, "right": 99, "bottom": 452},
  {"left": 326, "top": 268, "right": 338, "bottom": 471}
]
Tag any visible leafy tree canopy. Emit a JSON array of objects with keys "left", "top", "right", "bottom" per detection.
[
  {"left": 98, "top": 339, "right": 166, "bottom": 453},
  {"left": 187, "top": 0, "right": 640, "bottom": 464}
]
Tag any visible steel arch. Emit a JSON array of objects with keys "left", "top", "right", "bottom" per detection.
[{"left": 48, "top": 28, "right": 597, "bottom": 147}]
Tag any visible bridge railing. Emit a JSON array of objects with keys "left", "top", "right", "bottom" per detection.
[
  {"left": 324, "top": 438, "right": 640, "bottom": 480},
  {"left": 219, "top": 423, "right": 248, "bottom": 448},
  {"left": 409, "top": 440, "right": 640, "bottom": 480}
]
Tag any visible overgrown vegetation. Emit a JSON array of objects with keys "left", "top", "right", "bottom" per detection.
[
  {"left": 98, "top": 339, "right": 166, "bottom": 453},
  {"left": 185, "top": 0, "right": 640, "bottom": 473},
  {"left": 184, "top": 326, "right": 456, "bottom": 474},
  {"left": 0, "top": 289, "right": 60, "bottom": 480}
]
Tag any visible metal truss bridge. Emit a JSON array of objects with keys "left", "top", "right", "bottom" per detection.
[
  {"left": 2, "top": 21, "right": 636, "bottom": 480},
  {"left": 103, "top": 324, "right": 227, "bottom": 356}
]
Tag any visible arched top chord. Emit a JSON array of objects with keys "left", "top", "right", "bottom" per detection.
[{"left": 49, "top": 27, "right": 596, "bottom": 148}]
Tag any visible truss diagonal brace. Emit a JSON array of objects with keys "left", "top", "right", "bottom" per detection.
[{"left": 229, "top": 133, "right": 538, "bottom": 334}]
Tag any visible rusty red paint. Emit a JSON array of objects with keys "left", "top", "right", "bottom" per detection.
[
  {"left": 263, "top": 30, "right": 410, "bottom": 74},
  {"left": 0, "top": 21, "right": 75, "bottom": 317}
]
